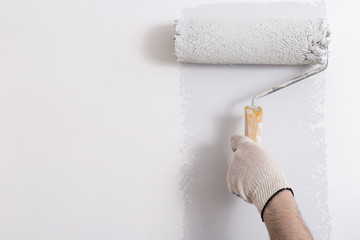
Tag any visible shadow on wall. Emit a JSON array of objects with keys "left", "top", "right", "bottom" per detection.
[
  {"left": 143, "top": 25, "right": 177, "bottom": 65},
  {"left": 181, "top": 114, "right": 241, "bottom": 240}
]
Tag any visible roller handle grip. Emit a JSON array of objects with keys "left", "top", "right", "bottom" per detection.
[{"left": 244, "top": 106, "right": 263, "bottom": 145}]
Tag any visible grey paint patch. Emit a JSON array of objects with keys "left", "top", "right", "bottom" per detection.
[{"left": 180, "top": 2, "right": 330, "bottom": 240}]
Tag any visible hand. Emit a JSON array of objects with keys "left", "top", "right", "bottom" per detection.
[{"left": 227, "top": 135, "right": 292, "bottom": 218}]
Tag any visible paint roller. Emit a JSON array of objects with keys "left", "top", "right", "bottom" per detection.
[{"left": 174, "top": 18, "right": 330, "bottom": 145}]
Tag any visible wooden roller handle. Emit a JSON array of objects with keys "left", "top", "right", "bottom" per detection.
[{"left": 245, "top": 106, "right": 263, "bottom": 145}]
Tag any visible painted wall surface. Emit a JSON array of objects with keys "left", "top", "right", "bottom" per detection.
[{"left": 0, "top": 0, "right": 359, "bottom": 239}]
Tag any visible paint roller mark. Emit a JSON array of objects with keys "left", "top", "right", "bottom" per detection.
[{"left": 180, "top": 1, "right": 330, "bottom": 240}]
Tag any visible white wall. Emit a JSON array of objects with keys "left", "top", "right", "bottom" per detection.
[{"left": 0, "top": 0, "right": 359, "bottom": 239}]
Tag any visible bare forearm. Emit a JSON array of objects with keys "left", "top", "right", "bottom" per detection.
[{"left": 263, "top": 191, "right": 313, "bottom": 240}]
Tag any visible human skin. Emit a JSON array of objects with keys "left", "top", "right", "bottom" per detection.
[{"left": 263, "top": 190, "right": 313, "bottom": 240}]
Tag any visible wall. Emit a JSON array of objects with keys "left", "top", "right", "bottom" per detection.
[{"left": 0, "top": 0, "right": 359, "bottom": 239}]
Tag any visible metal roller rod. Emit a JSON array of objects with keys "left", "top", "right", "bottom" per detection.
[{"left": 251, "top": 57, "right": 329, "bottom": 106}]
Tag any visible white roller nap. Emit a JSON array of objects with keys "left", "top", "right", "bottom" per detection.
[{"left": 174, "top": 18, "right": 329, "bottom": 65}]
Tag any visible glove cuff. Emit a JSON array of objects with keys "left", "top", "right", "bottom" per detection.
[{"left": 253, "top": 179, "right": 292, "bottom": 215}]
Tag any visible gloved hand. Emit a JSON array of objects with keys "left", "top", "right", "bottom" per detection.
[{"left": 227, "top": 135, "right": 293, "bottom": 219}]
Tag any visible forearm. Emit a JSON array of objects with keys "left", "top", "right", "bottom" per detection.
[{"left": 263, "top": 190, "right": 313, "bottom": 240}]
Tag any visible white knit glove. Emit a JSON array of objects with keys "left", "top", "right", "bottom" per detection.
[{"left": 227, "top": 135, "right": 293, "bottom": 219}]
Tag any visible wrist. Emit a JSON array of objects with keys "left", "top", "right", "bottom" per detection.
[
  {"left": 263, "top": 190, "right": 313, "bottom": 239},
  {"left": 260, "top": 188, "right": 294, "bottom": 222},
  {"left": 262, "top": 189, "right": 295, "bottom": 222}
]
